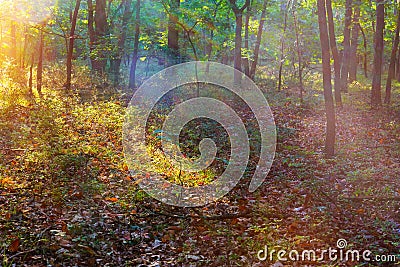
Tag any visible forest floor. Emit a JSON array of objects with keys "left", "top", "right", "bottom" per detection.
[{"left": 0, "top": 78, "right": 399, "bottom": 267}]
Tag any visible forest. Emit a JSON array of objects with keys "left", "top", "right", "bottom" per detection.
[{"left": 0, "top": 0, "right": 399, "bottom": 266}]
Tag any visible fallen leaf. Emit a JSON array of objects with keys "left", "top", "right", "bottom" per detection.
[
  {"left": 105, "top": 197, "right": 118, "bottom": 202},
  {"left": 8, "top": 238, "right": 20, "bottom": 252}
]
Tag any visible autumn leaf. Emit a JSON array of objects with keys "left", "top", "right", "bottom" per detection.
[
  {"left": 8, "top": 238, "right": 20, "bottom": 252},
  {"left": 105, "top": 197, "right": 118, "bottom": 202},
  {"left": 61, "top": 222, "right": 69, "bottom": 234}
]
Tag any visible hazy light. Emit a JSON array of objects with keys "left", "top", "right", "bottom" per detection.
[{"left": 0, "top": 0, "right": 55, "bottom": 24}]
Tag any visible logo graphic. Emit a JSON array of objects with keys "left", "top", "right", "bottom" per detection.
[
  {"left": 336, "top": 239, "right": 347, "bottom": 249},
  {"left": 123, "top": 61, "right": 276, "bottom": 207}
]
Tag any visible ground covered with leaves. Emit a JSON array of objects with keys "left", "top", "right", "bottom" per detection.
[{"left": 1, "top": 79, "right": 400, "bottom": 266}]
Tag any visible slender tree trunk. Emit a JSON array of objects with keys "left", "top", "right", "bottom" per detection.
[
  {"left": 29, "top": 54, "right": 34, "bottom": 98},
  {"left": 87, "top": 0, "right": 95, "bottom": 67},
  {"left": 278, "top": 0, "right": 289, "bottom": 91},
  {"left": 229, "top": 0, "right": 250, "bottom": 84},
  {"left": 250, "top": 0, "right": 268, "bottom": 80},
  {"left": 292, "top": 7, "right": 304, "bottom": 103},
  {"left": 129, "top": 0, "right": 141, "bottom": 89},
  {"left": 112, "top": 0, "right": 132, "bottom": 85},
  {"left": 371, "top": 0, "right": 384, "bottom": 108},
  {"left": 359, "top": 24, "right": 368, "bottom": 78},
  {"left": 317, "top": 0, "right": 336, "bottom": 158},
  {"left": 94, "top": 0, "right": 107, "bottom": 72},
  {"left": 349, "top": 2, "right": 360, "bottom": 82},
  {"left": 37, "top": 28, "right": 44, "bottom": 98},
  {"left": 384, "top": 3, "right": 400, "bottom": 104},
  {"left": 167, "top": 0, "right": 180, "bottom": 65},
  {"left": 243, "top": 5, "right": 251, "bottom": 76},
  {"left": 326, "top": 0, "right": 342, "bottom": 107},
  {"left": 341, "top": 0, "right": 353, "bottom": 92},
  {"left": 65, "top": 0, "right": 81, "bottom": 91},
  {"left": 234, "top": 14, "right": 243, "bottom": 72},
  {"left": 396, "top": 48, "right": 400, "bottom": 81},
  {"left": 88, "top": 0, "right": 107, "bottom": 73}
]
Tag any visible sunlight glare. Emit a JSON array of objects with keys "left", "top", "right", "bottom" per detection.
[{"left": 0, "top": 0, "right": 55, "bottom": 24}]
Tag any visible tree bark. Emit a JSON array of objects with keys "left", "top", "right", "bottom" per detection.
[
  {"left": 278, "top": 0, "right": 289, "bottom": 91},
  {"left": 37, "top": 28, "right": 44, "bottom": 98},
  {"left": 88, "top": 0, "right": 95, "bottom": 64},
  {"left": 129, "top": 0, "right": 141, "bottom": 89},
  {"left": 250, "top": 0, "right": 268, "bottom": 80},
  {"left": 317, "top": 0, "right": 336, "bottom": 158},
  {"left": 65, "top": 0, "right": 81, "bottom": 91},
  {"left": 243, "top": 4, "right": 251, "bottom": 76},
  {"left": 88, "top": 0, "right": 107, "bottom": 73},
  {"left": 349, "top": 2, "right": 360, "bottom": 82},
  {"left": 229, "top": 0, "right": 250, "bottom": 80},
  {"left": 292, "top": 6, "right": 304, "bottom": 103},
  {"left": 341, "top": 0, "right": 352, "bottom": 92},
  {"left": 167, "top": 0, "right": 180, "bottom": 65},
  {"left": 29, "top": 54, "right": 34, "bottom": 98},
  {"left": 371, "top": 0, "right": 384, "bottom": 108},
  {"left": 95, "top": 0, "right": 107, "bottom": 72},
  {"left": 21, "top": 26, "right": 28, "bottom": 68},
  {"left": 359, "top": 24, "right": 368, "bottom": 78},
  {"left": 326, "top": 0, "right": 342, "bottom": 107},
  {"left": 112, "top": 0, "right": 132, "bottom": 85},
  {"left": 384, "top": 3, "right": 400, "bottom": 104}
]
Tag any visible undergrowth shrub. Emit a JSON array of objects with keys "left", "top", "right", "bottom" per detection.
[{"left": 0, "top": 60, "right": 30, "bottom": 109}]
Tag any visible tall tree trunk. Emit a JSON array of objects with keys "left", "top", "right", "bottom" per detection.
[
  {"left": 278, "top": 0, "right": 289, "bottom": 91},
  {"left": 317, "top": 0, "right": 336, "bottom": 158},
  {"left": 205, "top": 6, "right": 217, "bottom": 62},
  {"left": 341, "top": 0, "right": 353, "bottom": 92},
  {"left": 229, "top": 0, "right": 250, "bottom": 82},
  {"left": 65, "top": 0, "right": 81, "bottom": 91},
  {"left": 112, "top": 0, "right": 132, "bottom": 85},
  {"left": 129, "top": 0, "right": 141, "bottom": 89},
  {"left": 326, "top": 0, "right": 342, "bottom": 107},
  {"left": 371, "top": 0, "right": 384, "bottom": 108},
  {"left": 94, "top": 0, "right": 107, "bottom": 72},
  {"left": 349, "top": 2, "right": 360, "bottom": 82},
  {"left": 37, "top": 28, "right": 44, "bottom": 98},
  {"left": 292, "top": 6, "right": 304, "bottom": 103},
  {"left": 29, "top": 54, "right": 34, "bottom": 98},
  {"left": 88, "top": 0, "right": 95, "bottom": 67},
  {"left": 88, "top": 0, "right": 107, "bottom": 73},
  {"left": 359, "top": 24, "right": 368, "bottom": 78},
  {"left": 21, "top": 26, "right": 28, "bottom": 68},
  {"left": 250, "top": 0, "right": 268, "bottom": 80},
  {"left": 384, "top": 3, "right": 400, "bottom": 104},
  {"left": 167, "top": 0, "right": 180, "bottom": 66},
  {"left": 396, "top": 47, "right": 400, "bottom": 81},
  {"left": 243, "top": 4, "right": 251, "bottom": 76}
]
